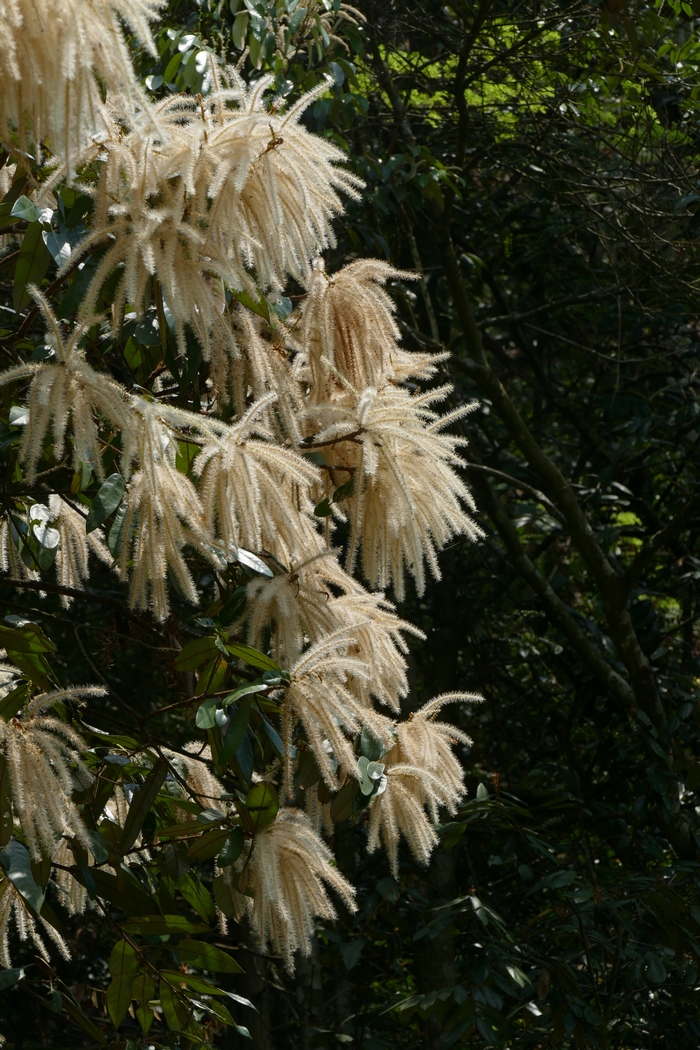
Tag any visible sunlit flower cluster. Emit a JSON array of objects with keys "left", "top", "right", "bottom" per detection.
[{"left": 0, "top": 5, "right": 482, "bottom": 974}]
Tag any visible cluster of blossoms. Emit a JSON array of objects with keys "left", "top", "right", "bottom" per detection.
[{"left": 0, "top": 0, "right": 481, "bottom": 972}]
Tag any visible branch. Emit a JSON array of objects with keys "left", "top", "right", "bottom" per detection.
[
  {"left": 464, "top": 462, "right": 565, "bottom": 524},
  {"left": 469, "top": 469, "right": 636, "bottom": 713}
]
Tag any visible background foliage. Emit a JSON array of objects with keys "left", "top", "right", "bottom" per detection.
[{"left": 2, "top": 0, "right": 700, "bottom": 1047}]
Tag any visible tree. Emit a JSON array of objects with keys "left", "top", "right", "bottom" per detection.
[
  {"left": 270, "top": 1, "right": 700, "bottom": 1046},
  {"left": 0, "top": 1, "right": 479, "bottom": 1046}
]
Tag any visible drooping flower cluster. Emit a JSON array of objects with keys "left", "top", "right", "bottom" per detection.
[
  {"left": 0, "top": 0, "right": 161, "bottom": 165},
  {"left": 235, "top": 808, "right": 357, "bottom": 967},
  {"left": 0, "top": 9, "right": 482, "bottom": 975},
  {"left": 0, "top": 682, "right": 103, "bottom": 858}
]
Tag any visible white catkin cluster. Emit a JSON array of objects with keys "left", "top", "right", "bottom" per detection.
[{"left": 0, "top": 9, "right": 484, "bottom": 970}]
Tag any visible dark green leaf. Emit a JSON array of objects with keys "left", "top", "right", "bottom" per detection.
[
  {"left": 0, "top": 622, "right": 55, "bottom": 654},
  {"left": 177, "top": 872, "right": 215, "bottom": 921},
  {"left": 330, "top": 781, "right": 359, "bottom": 822},
  {"left": 0, "top": 682, "right": 28, "bottom": 724},
  {"left": 225, "top": 642, "right": 282, "bottom": 673},
  {"left": 187, "top": 826, "right": 230, "bottom": 863},
  {"left": 195, "top": 697, "right": 218, "bottom": 729},
  {"left": 131, "top": 971, "right": 155, "bottom": 1036},
  {"left": 173, "top": 938, "right": 243, "bottom": 973},
  {"left": 219, "top": 698, "right": 251, "bottom": 767},
  {"left": 245, "top": 782, "right": 278, "bottom": 830},
  {"left": 0, "top": 839, "right": 45, "bottom": 913},
  {"left": 86, "top": 474, "right": 125, "bottom": 533},
  {"left": 159, "top": 982, "right": 190, "bottom": 1031},
  {"left": 10, "top": 196, "right": 41, "bottom": 223},
  {"left": 0, "top": 968, "right": 23, "bottom": 991},
  {"left": 217, "top": 827, "right": 245, "bottom": 867},
  {"left": 121, "top": 914, "right": 209, "bottom": 936},
  {"left": 13, "top": 222, "right": 51, "bottom": 312},
  {"left": 78, "top": 867, "right": 156, "bottom": 916},
  {"left": 175, "top": 636, "right": 219, "bottom": 671},
  {"left": 221, "top": 681, "right": 269, "bottom": 707},
  {"left": 107, "top": 939, "right": 138, "bottom": 1027},
  {"left": 119, "top": 759, "right": 169, "bottom": 853},
  {"left": 314, "top": 497, "right": 333, "bottom": 517}
]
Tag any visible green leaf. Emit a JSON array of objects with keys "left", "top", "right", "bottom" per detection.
[
  {"left": 0, "top": 622, "right": 55, "bottom": 654},
  {"left": 175, "top": 636, "right": 219, "bottom": 671},
  {"left": 177, "top": 871, "right": 215, "bottom": 921},
  {"left": 235, "top": 548, "right": 274, "bottom": 577},
  {"left": 0, "top": 967, "right": 23, "bottom": 991},
  {"left": 122, "top": 913, "right": 210, "bottom": 936},
  {"left": 13, "top": 222, "right": 51, "bottom": 312},
  {"left": 245, "top": 782, "right": 278, "bottom": 830},
  {"left": 219, "top": 698, "right": 251, "bottom": 767},
  {"left": 195, "top": 697, "right": 218, "bottom": 729},
  {"left": 232, "top": 10, "right": 249, "bottom": 48},
  {"left": 225, "top": 642, "right": 283, "bottom": 674},
  {"left": 164, "top": 841, "right": 190, "bottom": 881},
  {"left": 0, "top": 175, "right": 30, "bottom": 228},
  {"left": 360, "top": 726, "right": 386, "bottom": 762},
  {"left": 120, "top": 759, "right": 169, "bottom": 853},
  {"left": 0, "top": 682, "right": 28, "bottom": 724},
  {"left": 10, "top": 196, "right": 41, "bottom": 223},
  {"left": 160, "top": 970, "right": 225, "bottom": 995},
  {"left": 221, "top": 681, "right": 269, "bottom": 707},
  {"left": 79, "top": 867, "right": 156, "bottom": 917},
  {"left": 107, "top": 502, "right": 128, "bottom": 557},
  {"left": 314, "top": 497, "right": 333, "bottom": 517},
  {"left": 159, "top": 981, "right": 190, "bottom": 1031},
  {"left": 229, "top": 286, "right": 269, "bottom": 319},
  {"left": 217, "top": 827, "right": 245, "bottom": 868},
  {"left": 212, "top": 872, "right": 244, "bottom": 917},
  {"left": 86, "top": 474, "right": 125, "bottom": 533},
  {"left": 59, "top": 992, "right": 109, "bottom": 1045},
  {"left": 297, "top": 750, "right": 322, "bottom": 789},
  {"left": 330, "top": 781, "right": 358, "bottom": 822},
  {"left": 260, "top": 717, "right": 284, "bottom": 756},
  {"left": 163, "top": 51, "right": 183, "bottom": 83},
  {"left": 0, "top": 840, "right": 45, "bottom": 913},
  {"left": 333, "top": 477, "right": 355, "bottom": 501},
  {"left": 131, "top": 971, "right": 156, "bottom": 1036},
  {"left": 107, "top": 939, "right": 138, "bottom": 1028},
  {"left": 173, "top": 938, "right": 243, "bottom": 973},
  {"left": 187, "top": 826, "right": 230, "bottom": 863}
]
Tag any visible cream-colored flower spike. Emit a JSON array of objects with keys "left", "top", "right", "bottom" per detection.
[
  {"left": 0, "top": 0, "right": 161, "bottom": 165},
  {"left": 245, "top": 550, "right": 353, "bottom": 665},
  {"left": 200, "top": 73, "right": 363, "bottom": 291},
  {"left": 238, "top": 808, "right": 356, "bottom": 970},
  {"left": 0, "top": 874, "right": 70, "bottom": 967},
  {"left": 53, "top": 839, "right": 90, "bottom": 916},
  {"left": 77, "top": 75, "right": 362, "bottom": 356},
  {"left": 311, "top": 384, "right": 483, "bottom": 598},
  {"left": 331, "top": 592, "right": 424, "bottom": 712},
  {"left": 285, "top": 628, "right": 395, "bottom": 792},
  {"left": 195, "top": 394, "right": 320, "bottom": 559},
  {"left": 0, "top": 288, "right": 128, "bottom": 482},
  {"left": 302, "top": 258, "right": 420, "bottom": 395},
  {"left": 77, "top": 104, "right": 237, "bottom": 359},
  {"left": 0, "top": 683, "right": 104, "bottom": 858},
  {"left": 47, "top": 495, "right": 112, "bottom": 603},
  {"left": 119, "top": 402, "right": 221, "bottom": 621},
  {"left": 367, "top": 693, "right": 479, "bottom": 875}
]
